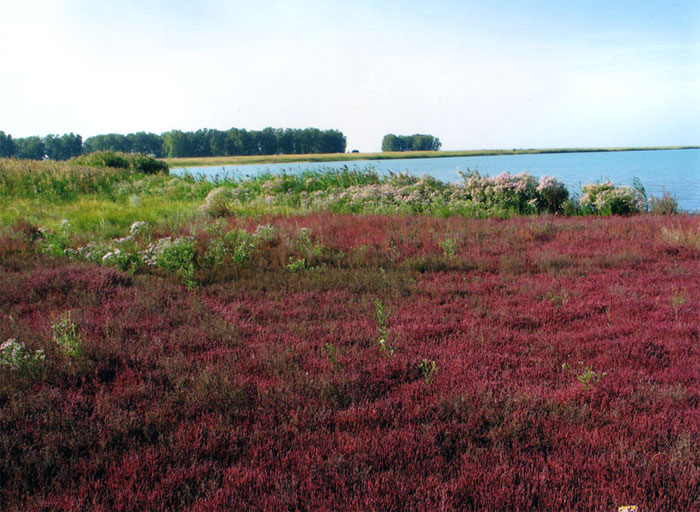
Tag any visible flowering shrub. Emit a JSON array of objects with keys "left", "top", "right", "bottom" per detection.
[
  {"left": 455, "top": 170, "right": 569, "bottom": 215},
  {"left": 579, "top": 181, "right": 645, "bottom": 215},
  {"left": 536, "top": 175, "right": 569, "bottom": 212},
  {"left": 253, "top": 223, "right": 278, "bottom": 244},
  {"left": 139, "top": 236, "right": 197, "bottom": 287},
  {"left": 195, "top": 169, "right": 581, "bottom": 217},
  {"left": 224, "top": 228, "right": 259, "bottom": 265}
]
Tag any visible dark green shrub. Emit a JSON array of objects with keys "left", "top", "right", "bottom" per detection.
[
  {"left": 72, "top": 151, "right": 169, "bottom": 175},
  {"left": 127, "top": 153, "right": 170, "bottom": 174}
]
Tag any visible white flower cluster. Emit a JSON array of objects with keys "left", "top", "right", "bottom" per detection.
[
  {"left": 452, "top": 171, "right": 569, "bottom": 213},
  {"left": 253, "top": 224, "right": 277, "bottom": 243},
  {"left": 139, "top": 236, "right": 194, "bottom": 267},
  {"left": 294, "top": 177, "right": 449, "bottom": 212},
  {"left": 0, "top": 338, "right": 45, "bottom": 370},
  {"left": 454, "top": 171, "right": 533, "bottom": 211},
  {"left": 102, "top": 248, "right": 123, "bottom": 263},
  {"left": 130, "top": 221, "right": 148, "bottom": 236},
  {"left": 70, "top": 221, "right": 149, "bottom": 265},
  {"left": 70, "top": 242, "right": 108, "bottom": 262},
  {"left": 492, "top": 172, "right": 537, "bottom": 195}
]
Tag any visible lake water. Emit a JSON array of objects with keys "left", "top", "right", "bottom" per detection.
[{"left": 173, "top": 148, "right": 700, "bottom": 212}]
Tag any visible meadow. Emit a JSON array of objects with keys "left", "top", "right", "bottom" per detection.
[{"left": 1, "top": 156, "right": 699, "bottom": 510}]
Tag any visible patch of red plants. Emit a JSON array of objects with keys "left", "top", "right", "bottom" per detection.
[{"left": 1, "top": 214, "right": 698, "bottom": 510}]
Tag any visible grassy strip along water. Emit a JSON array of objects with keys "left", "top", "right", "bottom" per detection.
[{"left": 163, "top": 145, "right": 700, "bottom": 168}]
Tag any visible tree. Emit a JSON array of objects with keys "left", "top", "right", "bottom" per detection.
[
  {"left": 83, "top": 133, "right": 130, "bottom": 153},
  {"left": 127, "top": 132, "right": 164, "bottom": 157},
  {"left": 319, "top": 129, "right": 346, "bottom": 153},
  {"left": 15, "top": 137, "right": 46, "bottom": 160},
  {"left": 382, "top": 134, "right": 398, "bottom": 152},
  {"left": 208, "top": 130, "right": 230, "bottom": 157},
  {"left": 297, "top": 128, "right": 319, "bottom": 154},
  {"left": 44, "top": 133, "right": 83, "bottom": 160},
  {"left": 412, "top": 134, "right": 441, "bottom": 151},
  {"left": 162, "top": 130, "right": 192, "bottom": 158},
  {"left": 278, "top": 129, "right": 295, "bottom": 154},
  {"left": 381, "top": 133, "right": 441, "bottom": 152},
  {"left": 221, "top": 128, "right": 253, "bottom": 156},
  {"left": 258, "top": 127, "right": 279, "bottom": 155},
  {"left": 0, "top": 131, "right": 17, "bottom": 157},
  {"left": 190, "top": 129, "right": 211, "bottom": 157},
  {"left": 27, "top": 126, "right": 349, "bottom": 159},
  {"left": 63, "top": 133, "right": 84, "bottom": 159}
]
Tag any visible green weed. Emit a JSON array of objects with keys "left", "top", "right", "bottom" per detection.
[
  {"left": 374, "top": 298, "right": 396, "bottom": 355},
  {"left": 562, "top": 361, "right": 606, "bottom": 391},
  {"left": 286, "top": 257, "right": 307, "bottom": 273},
  {"left": 418, "top": 359, "right": 438, "bottom": 384},
  {"left": 52, "top": 312, "right": 82, "bottom": 359},
  {"left": 323, "top": 343, "right": 339, "bottom": 366},
  {"left": 440, "top": 237, "right": 458, "bottom": 259}
]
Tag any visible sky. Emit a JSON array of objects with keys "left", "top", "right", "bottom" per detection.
[{"left": 1, "top": 0, "right": 699, "bottom": 152}]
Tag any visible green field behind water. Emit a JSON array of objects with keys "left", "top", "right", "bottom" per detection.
[{"left": 163, "top": 145, "right": 700, "bottom": 168}]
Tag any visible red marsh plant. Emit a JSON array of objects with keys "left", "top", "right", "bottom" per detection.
[{"left": 0, "top": 214, "right": 698, "bottom": 511}]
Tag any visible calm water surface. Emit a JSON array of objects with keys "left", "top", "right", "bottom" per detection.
[{"left": 173, "top": 149, "right": 700, "bottom": 212}]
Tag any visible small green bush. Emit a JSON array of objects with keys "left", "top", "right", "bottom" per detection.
[
  {"left": 155, "top": 237, "right": 197, "bottom": 288},
  {"left": 0, "top": 338, "right": 45, "bottom": 373},
  {"left": 52, "top": 312, "right": 82, "bottom": 359},
  {"left": 200, "top": 187, "right": 235, "bottom": 217}
]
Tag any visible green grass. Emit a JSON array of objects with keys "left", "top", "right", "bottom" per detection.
[
  {"left": 0, "top": 154, "right": 671, "bottom": 245},
  {"left": 164, "top": 145, "right": 700, "bottom": 168}
]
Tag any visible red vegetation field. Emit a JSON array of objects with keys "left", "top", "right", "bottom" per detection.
[{"left": 1, "top": 214, "right": 699, "bottom": 511}]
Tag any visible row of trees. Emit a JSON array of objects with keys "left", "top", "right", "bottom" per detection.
[
  {"left": 0, "top": 132, "right": 83, "bottom": 160},
  {"left": 83, "top": 132, "right": 164, "bottom": 157},
  {"left": 381, "top": 133, "right": 442, "bottom": 152},
  {"left": 0, "top": 127, "right": 347, "bottom": 160},
  {"left": 160, "top": 127, "right": 346, "bottom": 158}
]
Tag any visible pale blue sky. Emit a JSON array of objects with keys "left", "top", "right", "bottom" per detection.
[{"left": 1, "top": 0, "right": 698, "bottom": 151}]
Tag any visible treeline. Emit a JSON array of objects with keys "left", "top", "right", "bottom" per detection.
[
  {"left": 0, "top": 132, "right": 83, "bottom": 160},
  {"left": 160, "top": 127, "right": 346, "bottom": 158},
  {"left": 0, "top": 127, "right": 347, "bottom": 160},
  {"left": 381, "top": 133, "right": 441, "bottom": 152}
]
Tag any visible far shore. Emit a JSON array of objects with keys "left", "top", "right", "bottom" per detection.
[{"left": 163, "top": 145, "right": 699, "bottom": 168}]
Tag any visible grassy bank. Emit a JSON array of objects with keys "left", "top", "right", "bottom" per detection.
[
  {"left": 164, "top": 145, "right": 700, "bottom": 168},
  {"left": 2, "top": 157, "right": 670, "bottom": 243}
]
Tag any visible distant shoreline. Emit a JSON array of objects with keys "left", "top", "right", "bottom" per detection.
[{"left": 164, "top": 145, "right": 699, "bottom": 168}]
